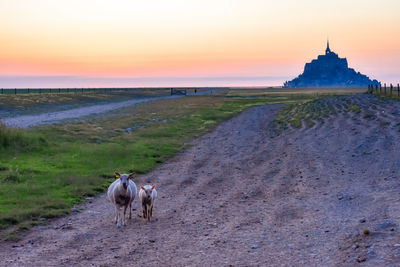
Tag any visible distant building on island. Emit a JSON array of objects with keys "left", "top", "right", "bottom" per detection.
[{"left": 283, "top": 41, "right": 380, "bottom": 88}]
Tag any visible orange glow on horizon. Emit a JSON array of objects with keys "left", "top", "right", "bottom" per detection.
[{"left": 0, "top": 0, "right": 399, "bottom": 86}]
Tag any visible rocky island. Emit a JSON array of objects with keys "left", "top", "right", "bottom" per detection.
[{"left": 284, "top": 41, "right": 380, "bottom": 88}]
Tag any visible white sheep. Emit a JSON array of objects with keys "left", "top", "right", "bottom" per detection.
[
  {"left": 107, "top": 172, "right": 137, "bottom": 227},
  {"left": 138, "top": 185, "right": 157, "bottom": 221}
]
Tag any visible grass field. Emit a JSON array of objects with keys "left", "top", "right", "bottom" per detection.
[
  {"left": 0, "top": 88, "right": 366, "bottom": 240},
  {"left": 0, "top": 88, "right": 172, "bottom": 109}
]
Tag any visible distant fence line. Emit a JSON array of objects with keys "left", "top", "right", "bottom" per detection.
[
  {"left": 3, "top": 86, "right": 394, "bottom": 96},
  {"left": 368, "top": 83, "right": 400, "bottom": 96},
  {"left": 0, "top": 87, "right": 123, "bottom": 94},
  {"left": 0, "top": 87, "right": 225, "bottom": 95}
]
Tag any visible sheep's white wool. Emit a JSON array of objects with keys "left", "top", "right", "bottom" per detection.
[
  {"left": 107, "top": 173, "right": 137, "bottom": 227},
  {"left": 139, "top": 185, "right": 157, "bottom": 221}
]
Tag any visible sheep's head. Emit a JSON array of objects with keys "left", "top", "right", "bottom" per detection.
[
  {"left": 115, "top": 172, "right": 135, "bottom": 189},
  {"left": 141, "top": 185, "right": 155, "bottom": 199}
]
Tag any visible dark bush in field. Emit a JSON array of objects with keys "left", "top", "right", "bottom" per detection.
[{"left": 0, "top": 123, "right": 47, "bottom": 152}]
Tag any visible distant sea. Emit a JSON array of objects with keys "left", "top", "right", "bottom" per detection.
[{"left": 0, "top": 76, "right": 286, "bottom": 88}]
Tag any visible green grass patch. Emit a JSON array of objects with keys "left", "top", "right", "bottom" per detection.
[{"left": 346, "top": 104, "right": 361, "bottom": 114}]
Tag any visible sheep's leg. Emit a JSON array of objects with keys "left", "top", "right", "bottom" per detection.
[
  {"left": 150, "top": 205, "right": 153, "bottom": 220},
  {"left": 123, "top": 205, "right": 128, "bottom": 226},
  {"left": 147, "top": 205, "right": 151, "bottom": 221},
  {"left": 128, "top": 202, "right": 132, "bottom": 219},
  {"left": 142, "top": 203, "right": 147, "bottom": 219},
  {"left": 114, "top": 205, "right": 119, "bottom": 224},
  {"left": 116, "top": 205, "right": 122, "bottom": 228}
]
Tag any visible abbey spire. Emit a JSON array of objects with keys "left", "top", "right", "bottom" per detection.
[{"left": 325, "top": 39, "right": 331, "bottom": 54}]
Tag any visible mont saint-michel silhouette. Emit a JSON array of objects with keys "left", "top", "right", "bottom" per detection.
[{"left": 284, "top": 41, "right": 380, "bottom": 88}]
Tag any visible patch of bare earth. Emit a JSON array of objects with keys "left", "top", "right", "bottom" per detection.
[{"left": 0, "top": 94, "right": 399, "bottom": 266}]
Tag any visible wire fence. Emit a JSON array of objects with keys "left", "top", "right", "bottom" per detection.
[
  {"left": 0, "top": 87, "right": 225, "bottom": 95},
  {"left": 0, "top": 87, "right": 136, "bottom": 94}
]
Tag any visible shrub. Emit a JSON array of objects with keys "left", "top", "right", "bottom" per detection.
[{"left": 0, "top": 123, "right": 47, "bottom": 152}]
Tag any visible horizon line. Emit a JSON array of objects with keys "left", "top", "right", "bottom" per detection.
[{"left": 0, "top": 75, "right": 287, "bottom": 89}]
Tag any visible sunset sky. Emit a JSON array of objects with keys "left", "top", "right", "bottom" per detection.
[{"left": 0, "top": 0, "right": 399, "bottom": 87}]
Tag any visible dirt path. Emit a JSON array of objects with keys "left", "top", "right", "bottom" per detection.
[{"left": 1, "top": 94, "right": 399, "bottom": 266}]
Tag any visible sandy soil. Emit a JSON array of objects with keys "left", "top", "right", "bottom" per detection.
[{"left": 0, "top": 94, "right": 399, "bottom": 266}]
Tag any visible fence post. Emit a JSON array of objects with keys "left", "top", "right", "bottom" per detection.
[
  {"left": 14, "top": 88, "right": 17, "bottom": 94},
  {"left": 375, "top": 84, "right": 378, "bottom": 93},
  {"left": 384, "top": 83, "right": 386, "bottom": 94},
  {"left": 390, "top": 84, "right": 393, "bottom": 95},
  {"left": 1, "top": 88, "right": 3, "bottom": 94},
  {"left": 398, "top": 83, "right": 400, "bottom": 97}
]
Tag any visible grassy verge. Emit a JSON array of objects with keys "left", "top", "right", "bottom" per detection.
[
  {"left": 0, "top": 90, "right": 349, "bottom": 239},
  {"left": 0, "top": 88, "right": 172, "bottom": 110}
]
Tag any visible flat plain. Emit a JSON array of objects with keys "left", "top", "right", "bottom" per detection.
[{"left": 0, "top": 88, "right": 399, "bottom": 266}]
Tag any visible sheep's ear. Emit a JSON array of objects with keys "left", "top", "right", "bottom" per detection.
[
  {"left": 115, "top": 172, "right": 120, "bottom": 178},
  {"left": 141, "top": 186, "right": 145, "bottom": 190},
  {"left": 152, "top": 185, "right": 156, "bottom": 190},
  {"left": 128, "top": 172, "right": 135, "bottom": 179}
]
